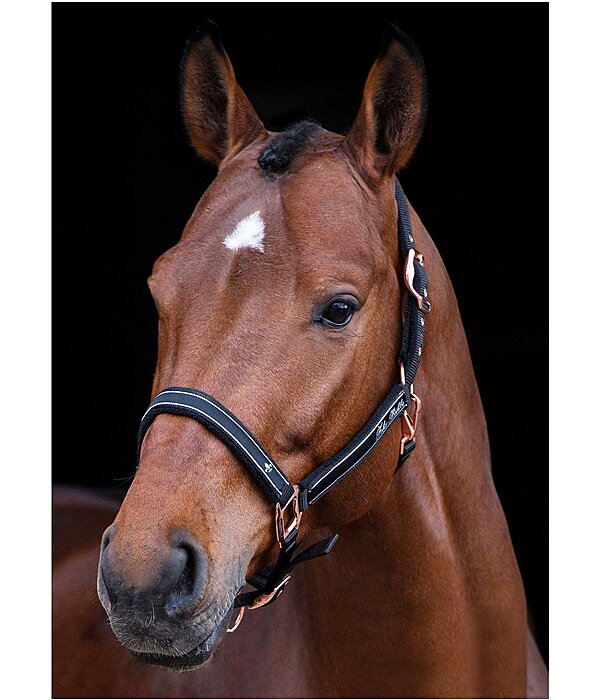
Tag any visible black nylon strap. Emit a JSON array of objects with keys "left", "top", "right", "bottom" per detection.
[
  {"left": 137, "top": 387, "right": 294, "bottom": 506},
  {"left": 234, "top": 534, "right": 339, "bottom": 608},
  {"left": 395, "top": 178, "right": 429, "bottom": 389},
  {"left": 298, "top": 383, "right": 408, "bottom": 510},
  {"left": 396, "top": 439, "right": 416, "bottom": 472}
]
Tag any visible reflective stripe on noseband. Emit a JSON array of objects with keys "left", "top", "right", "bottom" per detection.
[{"left": 135, "top": 178, "right": 431, "bottom": 627}]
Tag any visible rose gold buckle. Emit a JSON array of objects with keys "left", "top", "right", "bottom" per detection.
[
  {"left": 247, "top": 574, "right": 292, "bottom": 610},
  {"left": 275, "top": 485, "right": 302, "bottom": 546},
  {"left": 408, "top": 391, "right": 421, "bottom": 433},
  {"left": 400, "top": 391, "right": 421, "bottom": 455},
  {"left": 226, "top": 606, "right": 245, "bottom": 633},
  {"left": 229, "top": 489, "right": 301, "bottom": 634},
  {"left": 404, "top": 248, "right": 431, "bottom": 313},
  {"left": 399, "top": 413, "right": 415, "bottom": 455},
  {"left": 227, "top": 573, "right": 293, "bottom": 632}
]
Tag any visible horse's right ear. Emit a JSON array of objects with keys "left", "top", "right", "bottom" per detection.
[{"left": 180, "top": 20, "right": 267, "bottom": 166}]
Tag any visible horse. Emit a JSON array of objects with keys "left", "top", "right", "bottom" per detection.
[{"left": 52, "top": 23, "right": 548, "bottom": 698}]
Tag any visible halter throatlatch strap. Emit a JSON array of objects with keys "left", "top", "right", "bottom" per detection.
[
  {"left": 394, "top": 178, "right": 430, "bottom": 469},
  {"left": 135, "top": 178, "right": 430, "bottom": 628}
]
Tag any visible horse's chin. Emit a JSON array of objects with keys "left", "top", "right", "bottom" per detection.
[{"left": 127, "top": 609, "right": 232, "bottom": 672}]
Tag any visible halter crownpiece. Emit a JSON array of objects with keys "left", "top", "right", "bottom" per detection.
[{"left": 136, "top": 178, "right": 430, "bottom": 631}]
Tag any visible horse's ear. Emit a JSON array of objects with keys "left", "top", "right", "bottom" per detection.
[
  {"left": 180, "top": 20, "right": 267, "bottom": 166},
  {"left": 344, "top": 26, "right": 427, "bottom": 180}
]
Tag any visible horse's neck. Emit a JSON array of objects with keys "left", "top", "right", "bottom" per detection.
[{"left": 295, "top": 208, "right": 528, "bottom": 697}]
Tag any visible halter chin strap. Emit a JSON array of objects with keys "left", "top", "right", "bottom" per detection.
[{"left": 135, "top": 179, "right": 430, "bottom": 629}]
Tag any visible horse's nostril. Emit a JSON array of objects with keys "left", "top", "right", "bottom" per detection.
[
  {"left": 166, "top": 545, "right": 197, "bottom": 614},
  {"left": 164, "top": 531, "right": 209, "bottom": 617},
  {"left": 97, "top": 528, "right": 208, "bottom": 618}
]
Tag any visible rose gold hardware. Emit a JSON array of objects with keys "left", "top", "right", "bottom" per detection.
[
  {"left": 227, "top": 571, "right": 294, "bottom": 632},
  {"left": 409, "top": 391, "right": 421, "bottom": 434},
  {"left": 403, "top": 248, "right": 431, "bottom": 313},
  {"left": 399, "top": 361, "right": 406, "bottom": 385},
  {"left": 247, "top": 574, "right": 292, "bottom": 610},
  {"left": 275, "top": 485, "right": 302, "bottom": 546},
  {"left": 229, "top": 489, "right": 301, "bottom": 634},
  {"left": 399, "top": 391, "right": 421, "bottom": 454},
  {"left": 399, "top": 412, "right": 415, "bottom": 455},
  {"left": 226, "top": 606, "right": 245, "bottom": 633}
]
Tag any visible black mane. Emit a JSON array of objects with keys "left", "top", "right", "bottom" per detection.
[{"left": 258, "top": 120, "right": 322, "bottom": 174}]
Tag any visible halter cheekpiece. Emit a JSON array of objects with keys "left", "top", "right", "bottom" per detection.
[{"left": 136, "top": 179, "right": 430, "bottom": 631}]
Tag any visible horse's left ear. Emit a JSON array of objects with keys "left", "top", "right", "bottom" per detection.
[{"left": 344, "top": 26, "right": 427, "bottom": 180}]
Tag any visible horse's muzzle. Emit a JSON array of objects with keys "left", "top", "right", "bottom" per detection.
[{"left": 97, "top": 524, "right": 240, "bottom": 670}]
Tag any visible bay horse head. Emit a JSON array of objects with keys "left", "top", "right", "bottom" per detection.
[{"left": 97, "top": 21, "right": 427, "bottom": 671}]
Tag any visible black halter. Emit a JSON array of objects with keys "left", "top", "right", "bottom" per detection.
[{"left": 136, "top": 179, "right": 430, "bottom": 628}]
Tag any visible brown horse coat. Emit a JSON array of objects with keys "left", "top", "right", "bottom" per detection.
[{"left": 53, "top": 24, "right": 548, "bottom": 698}]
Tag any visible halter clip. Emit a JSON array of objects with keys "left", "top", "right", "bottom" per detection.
[{"left": 398, "top": 377, "right": 422, "bottom": 456}]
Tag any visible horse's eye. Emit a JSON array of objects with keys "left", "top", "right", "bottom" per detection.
[{"left": 320, "top": 298, "right": 356, "bottom": 328}]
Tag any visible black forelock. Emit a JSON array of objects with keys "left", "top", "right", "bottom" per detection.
[{"left": 258, "top": 120, "right": 322, "bottom": 174}]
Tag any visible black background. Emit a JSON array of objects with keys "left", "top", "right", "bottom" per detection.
[{"left": 53, "top": 3, "right": 548, "bottom": 661}]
